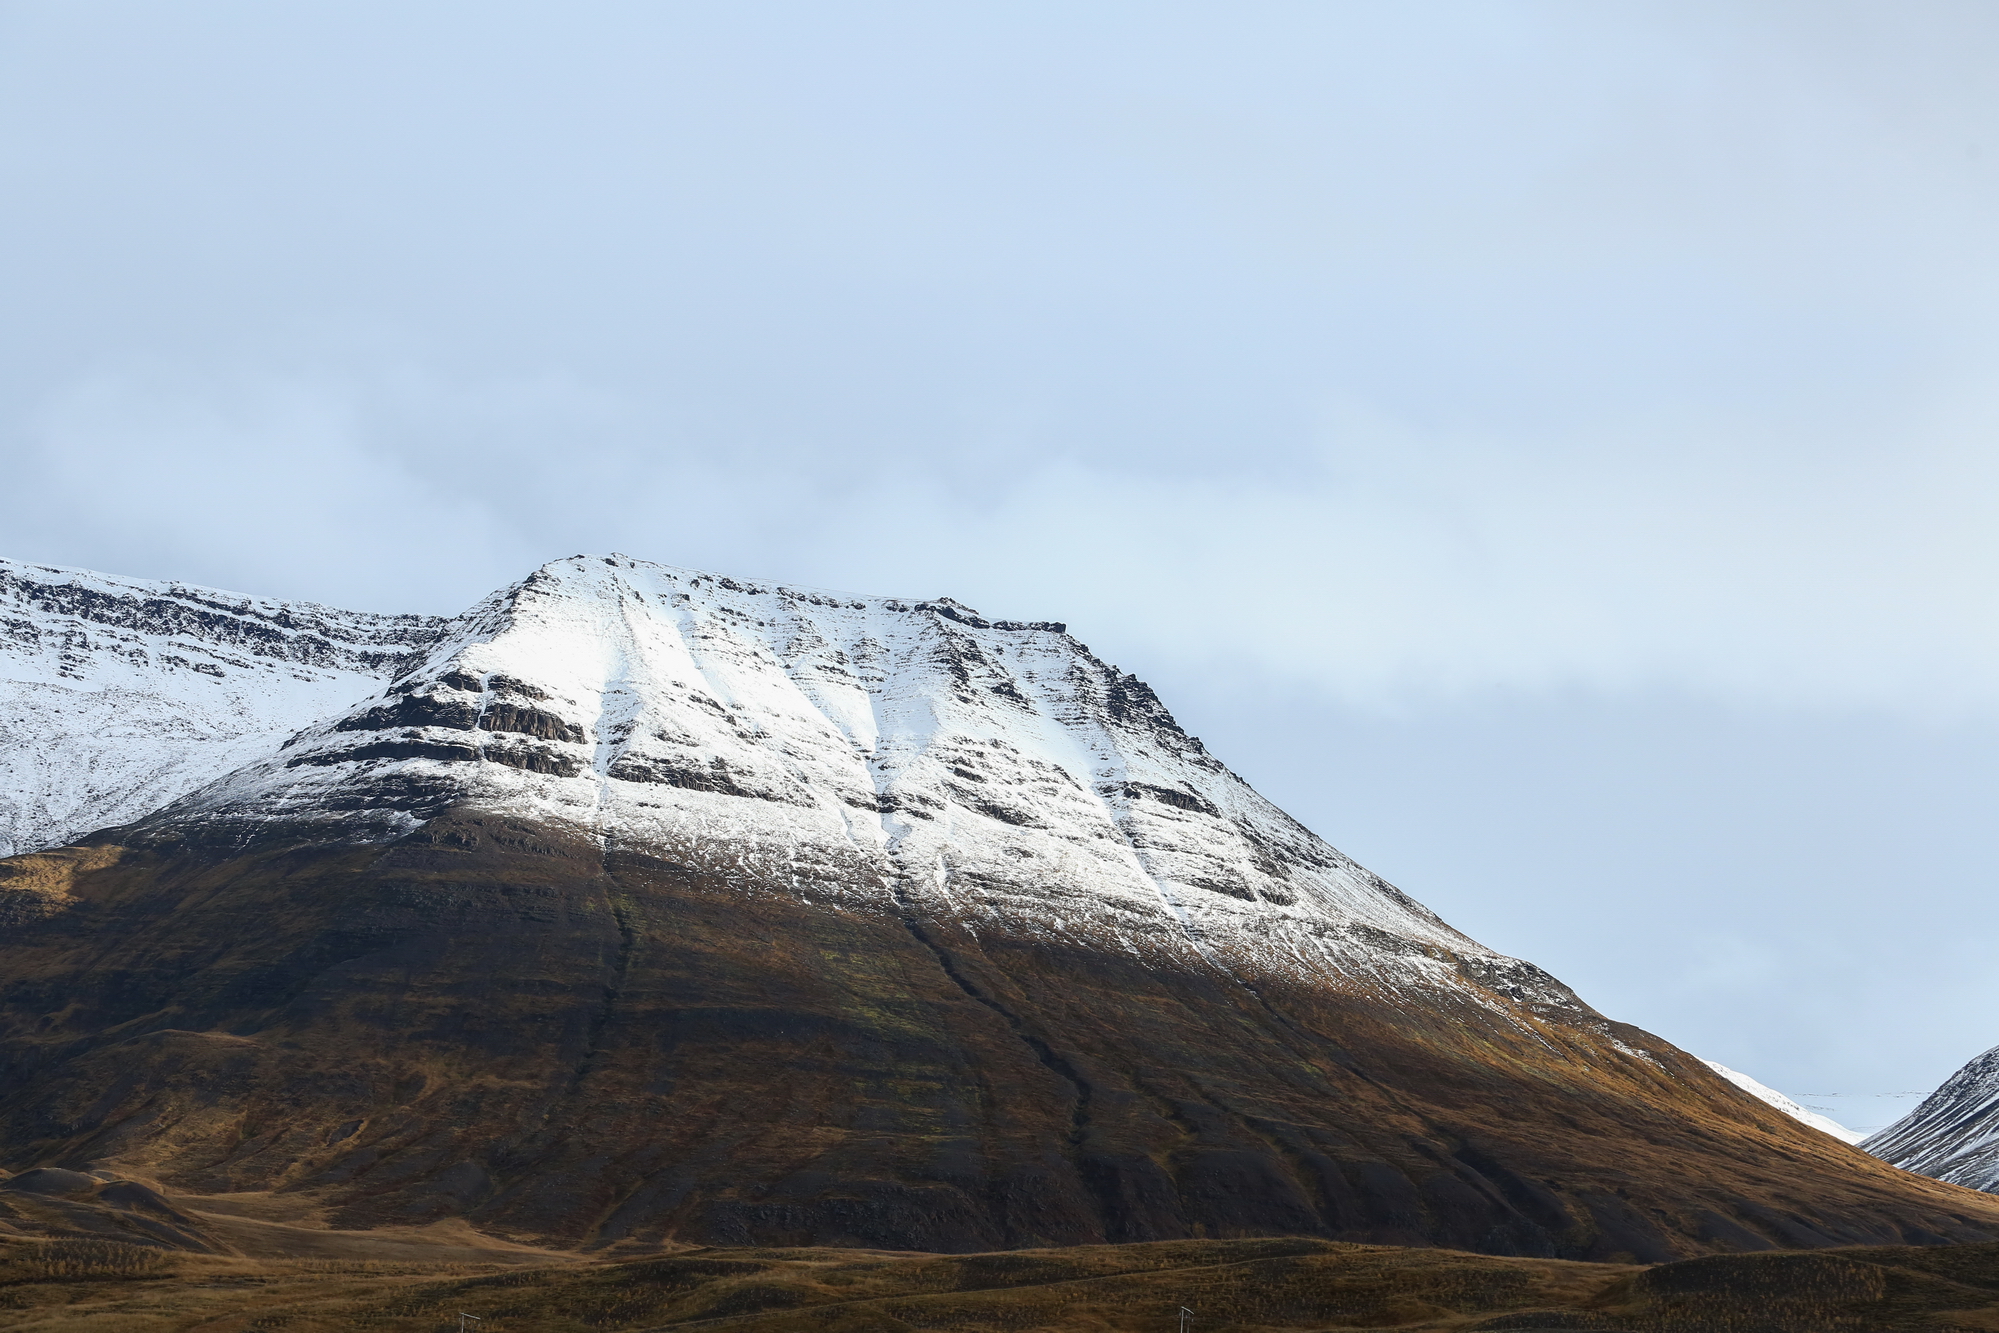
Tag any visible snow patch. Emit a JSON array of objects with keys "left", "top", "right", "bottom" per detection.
[{"left": 1704, "top": 1059, "right": 1866, "bottom": 1144}]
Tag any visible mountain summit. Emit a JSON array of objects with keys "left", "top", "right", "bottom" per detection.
[
  {"left": 150, "top": 554, "right": 1525, "bottom": 997},
  {"left": 3, "top": 554, "right": 1995, "bottom": 1257}
]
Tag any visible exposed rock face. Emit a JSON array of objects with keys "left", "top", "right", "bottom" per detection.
[
  {"left": 1866, "top": 1047, "right": 1999, "bottom": 1192},
  {"left": 3, "top": 553, "right": 1997, "bottom": 1258},
  {"left": 0, "top": 558, "right": 447, "bottom": 857}
]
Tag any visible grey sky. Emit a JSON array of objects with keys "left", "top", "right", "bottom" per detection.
[{"left": 4, "top": 1, "right": 1995, "bottom": 1108}]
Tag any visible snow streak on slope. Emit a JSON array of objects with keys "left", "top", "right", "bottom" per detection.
[
  {"left": 1702, "top": 1060, "right": 1865, "bottom": 1145},
  {"left": 157, "top": 555, "right": 1589, "bottom": 1007},
  {"left": 1865, "top": 1045, "right": 1999, "bottom": 1191},
  {"left": 0, "top": 559, "right": 446, "bottom": 856}
]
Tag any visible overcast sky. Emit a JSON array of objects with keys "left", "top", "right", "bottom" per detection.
[{"left": 4, "top": 1, "right": 1996, "bottom": 1119}]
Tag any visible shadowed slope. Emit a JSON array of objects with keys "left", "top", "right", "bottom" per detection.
[{"left": 3, "top": 811, "right": 1994, "bottom": 1260}]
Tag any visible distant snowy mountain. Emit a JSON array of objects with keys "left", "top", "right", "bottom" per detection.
[
  {"left": 0, "top": 558, "right": 445, "bottom": 856},
  {"left": 1702, "top": 1060, "right": 1865, "bottom": 1145},
  {"left": 1864, "top": 1045, "right": 1999, "bottom": 1191}
]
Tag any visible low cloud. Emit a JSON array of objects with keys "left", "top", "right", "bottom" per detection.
[{"left": 19, "top": 358, "right": 1999, "bottom": 724}]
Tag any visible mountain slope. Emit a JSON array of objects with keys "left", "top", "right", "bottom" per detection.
[
  {"left": 1704, "top": 1061, "right": 1866, "bottom": 1145},
  {"left": 0, "top": 558, "right": 446, "bottom": 857},
  {"left": 1866, "top": 1046, "right": 1999, "bottom": 1191},
  {"left": 3, "top": 554, "right": 1996, "bottom": 1259}
]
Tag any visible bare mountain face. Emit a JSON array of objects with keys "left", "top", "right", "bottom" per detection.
[
  {"left": 0, "top": 558, "right": 445, "bottom": 858},
  {"left": 1866, "top": 1047, "right": 1999, "bottom": 1193},
  {"left": 3, "top": 554, "right": 1996, "bottom": 1258}
]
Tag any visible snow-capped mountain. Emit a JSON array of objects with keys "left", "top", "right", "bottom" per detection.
[
  {"left": 1865, "top": 1045, "right": 1999, "bottom": 1191},
  {"left": 5, "top": 552, "right": 1989, "bottom": 1257},
  {"left": 1703, "top": 1060, "right": 1865, "bottom": 1145},
  {"left": 145, "top": 553, "right": 1565, "bottom": 1004},
  {"left": 0, "top": 558, "right": 444, "bottom": 857}
]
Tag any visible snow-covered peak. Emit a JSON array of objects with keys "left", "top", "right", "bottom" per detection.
[
  {"left": 1702, "top": 1060, "right": 1865, "bottom": 1145},
  {"left": 150, "top": 553, "right": 1582, "bottom": 1005},
  {"left": 0, "top": 557, "right": 446, "bottom": 856},
  {"left": 1864, "top": 1045, "right": 1999, "bottom": 1190}
]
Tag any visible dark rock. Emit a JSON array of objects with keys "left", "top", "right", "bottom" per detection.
[{"left": 479, "top": 704, "right": 585, "bottom": 744}]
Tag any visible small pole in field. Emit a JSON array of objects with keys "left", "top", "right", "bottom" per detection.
[
  {"left": 459, "top": 1314, "right": 483, "bottom": 1333},
  {"left": 1179, "top": 1306, "right": 1195, "bottom": 1333}
]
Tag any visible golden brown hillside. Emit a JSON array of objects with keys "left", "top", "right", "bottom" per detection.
[{"left": 5, "top": 812, "right": 1998, "bottom": 1259}]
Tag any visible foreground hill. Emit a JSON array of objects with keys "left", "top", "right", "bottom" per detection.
[
  {"left": 2, "top": 554, "right": 1995, "bottom": 1260},
  {"left": 14, "top": 1230, "right": 1999, "bottom": 1332}
]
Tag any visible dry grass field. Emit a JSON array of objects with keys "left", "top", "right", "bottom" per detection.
[{"left": 9, "top": 1230, "right": 1999, "bottom": 1332}]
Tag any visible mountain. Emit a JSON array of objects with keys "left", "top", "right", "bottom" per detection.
[
  {"left": 1703, "top": 1061, "right": 1865, "bottom": 1145},
  {"left": 1865, "top": 1047, "right": 1999, "bottom": 1191},
  {"left": 4, "top": 553, "right": 1997, "bottom": 1260},
  {"left": 0, "top": 558, "right": 445, "bottom": 858}
]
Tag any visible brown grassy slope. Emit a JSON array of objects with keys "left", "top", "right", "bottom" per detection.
[
  {"left": 3, "top": 810, "right": 1997, "bottom": 1259},
  {"left": 11, "top": 1235, "right": 1999, "bottom": 1332}
]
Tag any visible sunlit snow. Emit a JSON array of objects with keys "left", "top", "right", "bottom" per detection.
[
  {"left": 0, "top": 558, "right": 442, "bottom": 857},
  {"left": 1701, "top": 1059, "right": 1865, "bottom": 1144}
]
